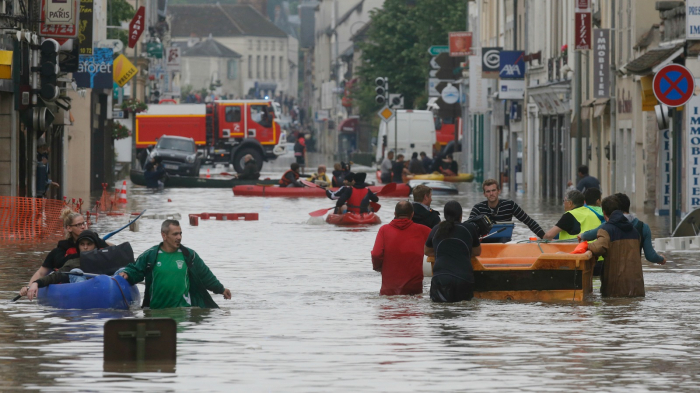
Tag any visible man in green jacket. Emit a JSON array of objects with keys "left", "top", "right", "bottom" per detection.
[{"left": 119, "top": 219, "right": 231, "bottom": 309}]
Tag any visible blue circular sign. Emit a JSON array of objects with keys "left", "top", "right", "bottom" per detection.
[{"left": 653, "top": 64, "right": 695, "bottom": 107}]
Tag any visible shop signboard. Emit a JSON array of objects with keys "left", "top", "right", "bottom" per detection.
[{"left": 74, "top": 48, "right": 113, "bottom": 89}]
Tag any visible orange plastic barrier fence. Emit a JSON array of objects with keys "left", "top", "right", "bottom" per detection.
[
  {"left": 0, "top": 196, "right": 65, "bottom": 241},
  {"left": 189, "top": 213, "right": 259, "bottom": 226}
]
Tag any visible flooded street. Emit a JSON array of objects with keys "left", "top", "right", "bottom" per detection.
[{"left": 2, "top": 179, "right": 700, "bottom": 392}]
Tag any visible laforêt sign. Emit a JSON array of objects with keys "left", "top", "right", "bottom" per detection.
[
  {"left": 128, "top": 6, "right": 146, "bottom": 48},
  {"left": 653, "top": 64, "right": 695, "bottom": 108}
]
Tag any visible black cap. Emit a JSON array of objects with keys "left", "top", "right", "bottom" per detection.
[
  {"left": 344, "top": 172, "right": 355, "bottom": 182},
  {"left": 76, "top": 230, "right": 99, "bottom": 245},
  {"left": 354, "top": 172, "right": 367, "bottom": 184}
]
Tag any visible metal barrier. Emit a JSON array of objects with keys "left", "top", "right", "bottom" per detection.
[
  {"left": 130, "top": 212, "right": 182, "bottom": 220},
  {"left": 189, "top": 213, "right": 259, "bottom": 226},
  {"left": 654, "top": 235, "right": 700, "bottom": 252}
]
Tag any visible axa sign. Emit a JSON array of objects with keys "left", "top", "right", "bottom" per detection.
[{"left": 499, "top": 51, "right": 525, "bottom": 79}]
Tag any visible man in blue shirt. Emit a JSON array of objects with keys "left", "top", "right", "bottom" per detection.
[{"left": 576, "top": 165, "right": 600, "bottom": 193}]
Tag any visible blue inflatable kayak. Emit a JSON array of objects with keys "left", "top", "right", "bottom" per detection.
[
  {"left": 37, "top": 275, "right": 140, "bottom": 310},
  {"left": 481, "top": 223, "right": 515, "bottom": 243}
]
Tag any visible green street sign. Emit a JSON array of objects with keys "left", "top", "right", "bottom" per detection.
[
  {"left": 146, "top": 42, "right": 163, "bottom": 58},
  {"left": 113, "top": 82, "right": 121, "bottom": 100},
  {"left": 428, "top": 45, "right": 449, "bottom": 56}
]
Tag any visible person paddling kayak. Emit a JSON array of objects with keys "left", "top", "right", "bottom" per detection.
[
  {"left": 279, "top": 163, "right": 303, "bottom": 187},
  {"left": 334, "top": 172, "right": 378, "bottom": 214},
  {"left": 326, "top": 172, "right": 354, "bottom": 200}
]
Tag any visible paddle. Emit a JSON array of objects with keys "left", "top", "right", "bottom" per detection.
[
  {"left": 103, "top": 209, "right": 147, "bottom": 241},
  {"left": 307, "top": 180, "right": 392, "bottom": 217},
  {"left": 309, "top": 207, "right": 334, "bottom": 217},
  {"left": 375, "top": 182, "right": 397, "bottom": 196},
  {"left": 301, "top": 179, "right": 320, "bottom": 188},
  {"left": 481, "top": 226, "right": 507, "bottom": 239}
]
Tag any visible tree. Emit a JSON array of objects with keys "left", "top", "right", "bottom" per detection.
[
  {"left": 107, "top": 0, "right": 135, "bottom": 48},
  {"left": 356, "top": 0, "right": 466, "bottom": 119}
]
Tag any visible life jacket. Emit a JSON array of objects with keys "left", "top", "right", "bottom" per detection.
[
  {"left": 346, "top": 187, "right": 369, "bottom": 214},
  {"left": 279, "top": 169, "right": 299, "bottom": 186},
  {"left": 294, "top": 138, "right": 305, "bottom": 156},
  {"left": 312, "top": 173, "right": 331, "bottom": 187},
  {"left": 560, "top": 206, "right": 602, "bottom": 240}
]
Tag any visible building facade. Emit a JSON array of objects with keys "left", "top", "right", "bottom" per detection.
[
  {"left": 310, "top": 0, "right": 384, "bottom": 158},
  {"left": 168, "top": 4, "right": 297, "bottom": 100},
  {"left": 471, "top": 0, "right": 667, "bottom": 215}
]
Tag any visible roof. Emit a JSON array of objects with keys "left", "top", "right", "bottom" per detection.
[
  {"left": 624, "top": 43, "right": 684, "bottom": 75},
  {"left": 168, "top": 4, "right": 288, "bottom": 39},
  {"left": 173, "top": 39, "right": 242, "bottom": 58}
]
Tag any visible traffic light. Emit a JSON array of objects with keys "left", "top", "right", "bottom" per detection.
[
  {"left": 375, "top": 77, "right": 388, "bottom": 104},
  {"left": 39, "top": 39, "right": 60, "bottom": 102}
]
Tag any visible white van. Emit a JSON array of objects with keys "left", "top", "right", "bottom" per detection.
[{"left": 375, "top": 110, "right": 436, "bottom": 162}]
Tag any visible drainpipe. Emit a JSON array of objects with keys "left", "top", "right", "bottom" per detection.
[
  {"left": 462, "top": 0, "right": 470, "bottom": 175},
  {"left": 11, "top": 100, "right": 17, "bottom": 196},
  {"left": 610, "top": 0, "right": 616, "bottom": 192}
]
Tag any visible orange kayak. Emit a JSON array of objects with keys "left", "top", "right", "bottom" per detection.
[{"left": 325, "top": 212, "right": 382, "bottom": 226}]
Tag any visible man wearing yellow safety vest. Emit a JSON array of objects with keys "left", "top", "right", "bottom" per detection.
[{"left": 543, "top": 190, "right": 601, "bottom": 241}]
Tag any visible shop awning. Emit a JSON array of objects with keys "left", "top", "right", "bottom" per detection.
[
  {"left": 528, "top": 81, "right": 571, "bottom": 115},
  {"left": 593, "top": 98, "right": 609, "bottom": 118},
  {"left": 624, "top": 43, "right": 684, "bottom": 76},
  {"left": 338, "top": 116, "right": 359, "bottom": 133},
  {"left": 581, "top": 98, "right": 596, "bottom": 119}
]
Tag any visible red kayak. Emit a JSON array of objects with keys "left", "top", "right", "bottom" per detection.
[
  {"left": 232, "top": 184, "right": 410, "bottom": 198},
  {"left": 326, "top": 212, "right": 381, "bottom": 226}
]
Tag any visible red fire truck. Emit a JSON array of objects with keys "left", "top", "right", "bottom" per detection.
[
  {"left": 135, "top": 100, "right": 285, "bottom": 172},
  {"left": 435, "top": 116, "right": 463, "bottom": 148}
]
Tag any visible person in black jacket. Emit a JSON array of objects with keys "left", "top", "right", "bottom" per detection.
[
  {"left": 411, "top": 185, "right": 441, "bottom": 228},
  {"left": 420, "top": 152, "right": 433, "bottom": 173},
  {"left": 144, "top": 157, "right": 167, "bottom": 189},
  {"left": 408, "top": 152, "right": 425, "bottom": 174},
  {"left": 438, "top": 154, "right": 458, "bottom": 176},
  {"left": 236, "top": 154, "right": 260, "bottom": 180},
  {"left": 18, "top": 209, "right": 109, "bottom": 298},
  {"left": 392, "top": 154, "right": 405, "bottom": 183}
]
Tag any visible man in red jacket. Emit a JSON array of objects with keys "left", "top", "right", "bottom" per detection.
[{"left": 371, "top": 201, "right": 431, "bottom": 295}]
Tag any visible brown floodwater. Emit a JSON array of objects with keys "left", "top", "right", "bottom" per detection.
[{"left": 1, "top": 176, "right": 698, "bottom": 392}]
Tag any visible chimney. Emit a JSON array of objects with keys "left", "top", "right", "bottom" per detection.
[
  {"left": 239, "top": 0, "right": 268, "bottom": 19},
  {"left": 188, "top": 33, "right": 199, "bottom": 48}
]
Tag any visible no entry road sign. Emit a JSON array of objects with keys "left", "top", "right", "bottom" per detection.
[{"left": 653, "top": 64, "right": 695, "bottom": 107}]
